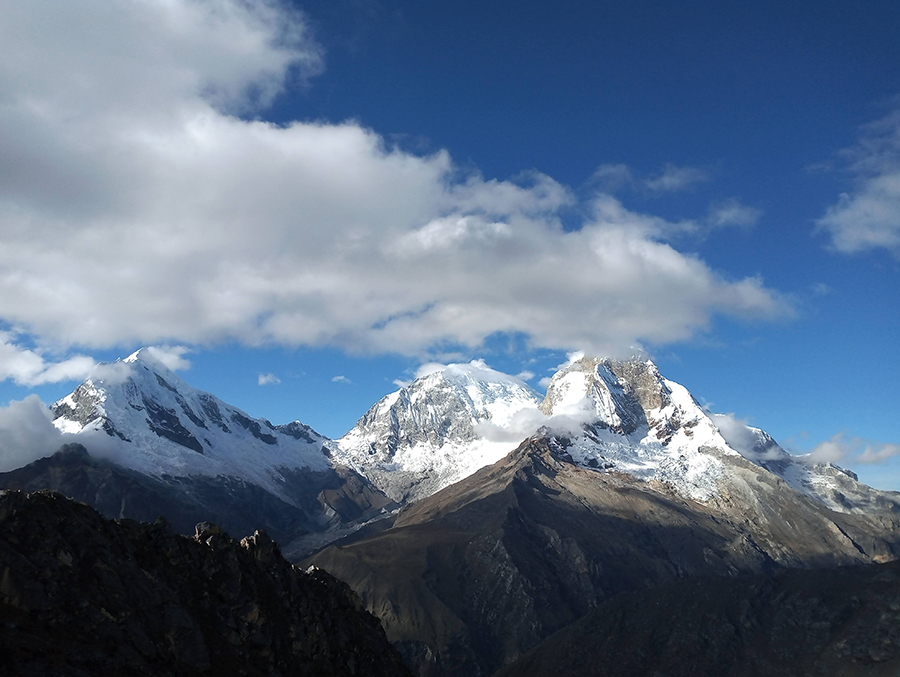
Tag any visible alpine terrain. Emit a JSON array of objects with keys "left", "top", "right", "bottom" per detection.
[
  {"left": 3, "top": 351, "right": 900, "bottom": 676},
  {"left": 0, "top": 349, "right": 395, "bottom": 554},
  {"left": 306, "top": 356, "right": 900, "bottom": 676}
]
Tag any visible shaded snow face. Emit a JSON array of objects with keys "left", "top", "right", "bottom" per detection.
[{"left": 49, "top": 349, "right": 330, "bottom": 501}]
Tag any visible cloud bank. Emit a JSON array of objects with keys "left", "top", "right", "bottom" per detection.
[
  {"left": 818, "top": 109, "right": 900, "bottom": 257},
  {"left": 807, "top": 432, "right": 900, "bottom": 465},
  {"left": 0, "top": 0, "right": 790, "bottom": 369}
]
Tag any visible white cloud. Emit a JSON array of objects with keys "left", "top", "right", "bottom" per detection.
[
  {"left": 0, "top": 334, "right": 96, "bottom": 386},
  {"left": 143, "top": 345, "right": 191, "bottom": 371},
  {"left": 817, "top": 109, "right": 900, "bottom": 257},
  {"left": 644, "top": 164, "right": 711, "bottom": 193},
  {"left": 414, "top": 363, "right": 449, "bottom": 379},
  {"left": 804, "top": 431, "right": 900, "bottom": 465},
  {"left": 806, "top": 432, "right": 853, "bottom": 464},
  {"left": 0, "top": 395, "right": 64, "bottom": 471},
  {"left": 258, "top": 372, "right": 281, "bottom": 385},
  {"left": 0, "top": 0, "right": 790, "bottom": 367},
  {"left": 0, "top": 394, "right": 130, "bottom": 472},
  {"left": 516, "top": 370, "right": 535, "bottom": 382},
  {"left": 710, "top": 412, "right": 759, "bottom": 455},
  {"left": 589, "top": 163, "right": 634, "bottom": 192},
  {"left": 858, "top": 442, "right": 900, "bottom": 463},
  {"left": 331, "top": 375, "right": 351, "bottom": 384},
  {"left": 591, "top": 163, "right": 711, "bottom": 195},
  {"left": 706, "top": 199, "right": 762, "bottom": 229}
]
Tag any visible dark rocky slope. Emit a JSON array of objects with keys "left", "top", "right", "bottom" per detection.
[
  {"left": 0, "top": 489, "right": 411, "bottom": 677},
  {"left": 497, "top": 560, "right": 900, "bottom": 677},
  {"left": 305, "top": 437, "right": 900, "bottom": 676},
  {"left": 0, "top": 444, "right": 395, "bottom": 556}
]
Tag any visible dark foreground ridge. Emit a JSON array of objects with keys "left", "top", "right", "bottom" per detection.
[
  {"left": 0, "top": 489, "right": 411, "bottom": 677},
  {"left": 498, "top": 560, "right": 900, "bottom": 677}
]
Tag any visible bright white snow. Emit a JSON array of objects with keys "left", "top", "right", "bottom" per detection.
[{"left": 51, "top": 348, "right": 329, "bottom": 504}]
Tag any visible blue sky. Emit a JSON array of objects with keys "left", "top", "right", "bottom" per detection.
[{"left": 1, "top": 0, "right": 898, "bottom": 488}]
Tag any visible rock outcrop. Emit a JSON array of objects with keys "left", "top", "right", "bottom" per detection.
[{"left": 0, "top": 489, "right": 411, "bottom": 676}]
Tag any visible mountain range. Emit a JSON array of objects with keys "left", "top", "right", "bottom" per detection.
[{"left": 2, "top": 349, "right": 900, "bottom": 675}]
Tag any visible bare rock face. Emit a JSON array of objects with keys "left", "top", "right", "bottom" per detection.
[
  {"left": 0, "top": 489, "right": 411, "bottom": 677},
  {"left": 497, "top": 560, "right": 900, "bottom": 677}
]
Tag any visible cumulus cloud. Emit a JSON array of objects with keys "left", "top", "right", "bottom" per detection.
[
  {"left": 258, "top": 372, "right": 281, "bottom": 386},
  {"left": 806, "top": 432, "right": 857, "bottom": 464},
  {"left": 858, "top": 442, "right": 900, "bottom": 463},
  {"left": 0, "top": 395, "right": 65, "bottom": 471},
  {"left": 0, "top": 334, "right": 96, "bottom": 386},
  {"left": 331, "top": 375, "right": 351, "bottom": 384},
  {"left": 817, "top": 109, "right": 900, "bottom": 257},
  {"left": 0, "top": 0, "right": 790, "bottom": 367},
  {"left": 142, "top": 346, "right": 191, "bottom": 371},
  {"left": 710, "top": 412, "right": 787, "bottom": 462},
  {"left": 804, "top": 431, "right": 900, "bottom": 465}
]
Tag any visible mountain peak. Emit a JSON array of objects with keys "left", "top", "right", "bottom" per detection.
[
  {"left": 333, "top": 360, "right": 543, "bottom": 502},
  {"left": 50, "top": 351, "right": 330, "bottom": 500},
  {"left": 540, "top": 355, "right": 672, "bottom": 436}
]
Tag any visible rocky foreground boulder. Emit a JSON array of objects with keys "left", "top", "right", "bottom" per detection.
[{"left": 0, "top": 489, "right": 411, "bottom": 676}]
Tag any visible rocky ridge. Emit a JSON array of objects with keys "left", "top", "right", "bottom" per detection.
[{"left": 0, "top": 489, "right": 411, "bottom": 676}]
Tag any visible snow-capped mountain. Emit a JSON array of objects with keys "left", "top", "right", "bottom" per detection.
[
  {"left": 335, "top": 353, "right": 899, "bottom": 514},
  {"left": 4, "top": 349, "right": 396, "bottom": 550},
  {"left": 333, "top": 360, "right": 543, "bottom": 501},
  {"left": 51, "top": 348, "right": 330, "bottom": 501},
  {"left": 540, "top": 356, "right": 900, "bottom": 514}
]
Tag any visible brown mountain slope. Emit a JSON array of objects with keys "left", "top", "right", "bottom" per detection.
[
  {"left": 497, "top": 560, "right": 900, "bottom": 677},
  {"left": 305, "top": 437, "right": 900, "bottom": 676}
]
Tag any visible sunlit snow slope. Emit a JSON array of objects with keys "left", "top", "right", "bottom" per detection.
[
  {"left": 51, "top": 349, "right": 330, "bottom": 502},
  {"left": 540, "top": 356, "right": 900, "bottom": 513},
  {"left": 333, "top": 360, "right": 543, "bottom": 502}
]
